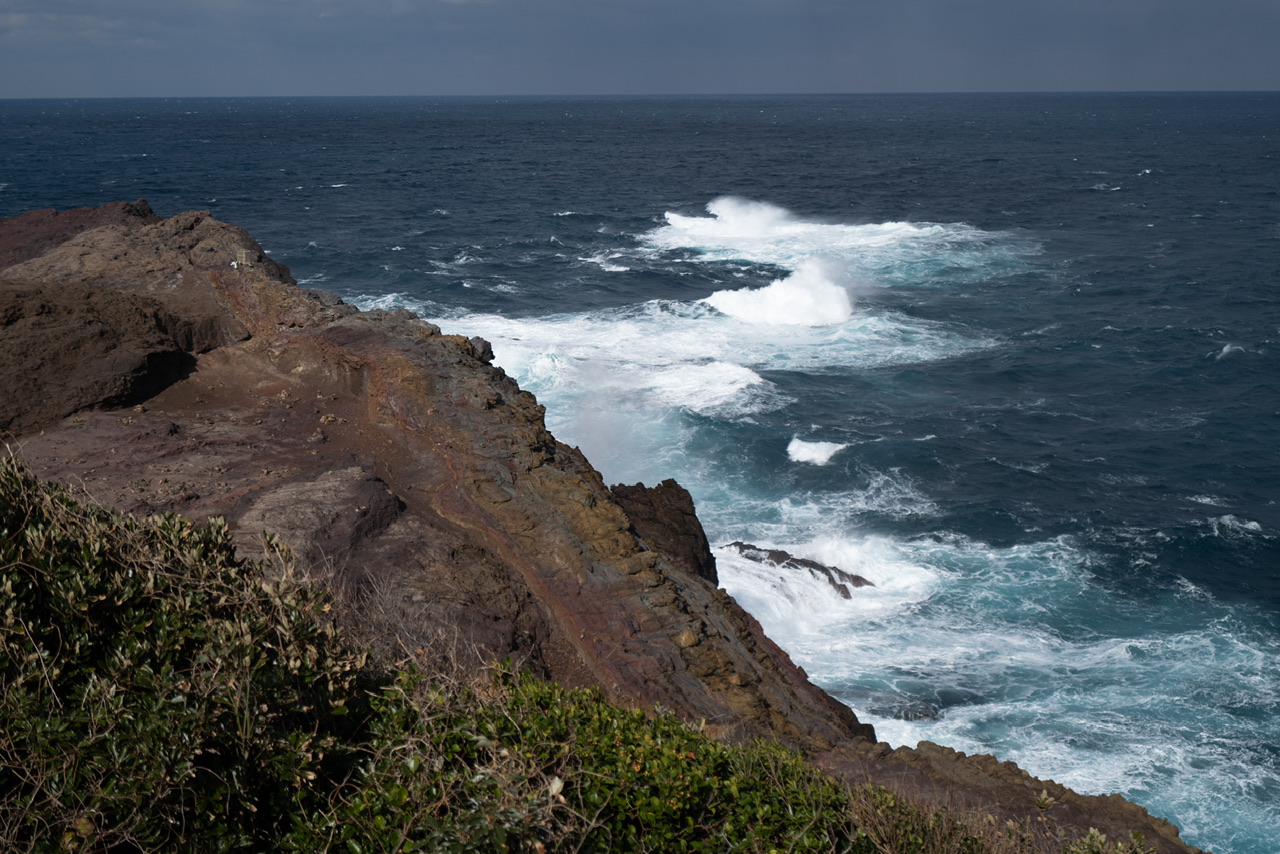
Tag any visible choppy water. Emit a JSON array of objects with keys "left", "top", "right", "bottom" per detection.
[{"left": 3, "top": 93, "right": 1279, "bottom": 853}]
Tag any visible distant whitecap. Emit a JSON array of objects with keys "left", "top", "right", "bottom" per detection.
[
  {"left": 580, "top": 251, "right": 630, "bottom": 272},
  {"left": 641, "top": 195, "right": 1035, "bottom": 289},
  {"left": 1214, "top": 343, "right": 1245, "bottom": 359}
]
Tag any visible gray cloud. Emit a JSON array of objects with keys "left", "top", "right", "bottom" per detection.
[{"left": 0, "top": 0, "right": 1276, "bottom": 97}]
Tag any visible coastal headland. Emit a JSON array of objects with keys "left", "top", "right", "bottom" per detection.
[{"left": 0, "top": 200, "right": 1202, "bottom": 852}]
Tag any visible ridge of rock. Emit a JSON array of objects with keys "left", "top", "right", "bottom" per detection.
[
  {"left": 724, "top": 540, "right": 874, "bottom": 599},
  {"left": 0, "top": 202, "right": 1203, "bottom": 853},
  {"left": 611, "top": 479, "right": 718, "bottom": 585}
]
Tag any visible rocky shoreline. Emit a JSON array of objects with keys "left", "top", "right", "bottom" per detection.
[{"left": 0, "top": 201, "right": 1202, "bottom": 852}]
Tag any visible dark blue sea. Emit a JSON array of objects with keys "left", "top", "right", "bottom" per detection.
[{"left": 3, "top": 93, "right": 1278, "bottom": 853}]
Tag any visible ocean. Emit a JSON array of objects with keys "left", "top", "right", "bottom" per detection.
[{"left": 2, "top": 93, "right": 1278, "bottom": 853}]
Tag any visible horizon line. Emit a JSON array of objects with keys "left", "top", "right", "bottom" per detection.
[{"left": 3, "top": 89, "right": 1280, "bottom": 102}]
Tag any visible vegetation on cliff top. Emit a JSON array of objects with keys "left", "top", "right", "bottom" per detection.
[{"left": 0, "top": 455, "right": 1154, "bottom": 853}]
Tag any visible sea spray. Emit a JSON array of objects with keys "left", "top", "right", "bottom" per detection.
[
  {"left": 787, "top": 438, "right": 849, "bottom": 465},
  {"left": 705, "top": 257, "right": 853, "bottom": 325}
]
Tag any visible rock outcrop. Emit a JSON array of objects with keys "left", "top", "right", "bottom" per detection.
[
  {"left": 611, "top": 479, "right": 718, "bottom": 585},
  {"left": 0, "top": 201, "right": 1202, "bottom": 853},
  {"left": 724, "top": 540, "right": 874, "bottom": 599}
]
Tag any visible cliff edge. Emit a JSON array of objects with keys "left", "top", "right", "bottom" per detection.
[{"left": 0, "top": 202, "right": 1201, "bottom": 853}]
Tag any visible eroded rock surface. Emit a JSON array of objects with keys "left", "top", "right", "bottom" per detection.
[
  {"left": 611, "top": 479, "right": 718, "bottom": 585},
  {"left": 0, "top": 201, "right": 1202, "bottom": 853}
]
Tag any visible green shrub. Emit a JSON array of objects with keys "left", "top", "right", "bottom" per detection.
[
  {"left": 0, "top": 456, "right": 386, "bottom": 851},
  {"left": 291, "top": 670, "right": 866, "bottom": 853},
  {"left": 0, "top": 456, "right": 1161, "bottom": 854},
  {"left": 1061, "top": 829, "right": 1153, "bottom": 854}
]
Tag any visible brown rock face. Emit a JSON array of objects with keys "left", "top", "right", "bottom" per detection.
[
  {"left": 0, "top": 199, "right": 354, "bottom": 434},
  {"left": 611, "top": 479, "right": 718, "bottom": 585},
  {"left": 0, "top": 201, "right": 1203, "bottom": 853},
  {"left": 0, "top": 278, "right": 191, "bottom": 434},
  {"left": 0, "top": 199, "right": 160, "bottom": 269}
]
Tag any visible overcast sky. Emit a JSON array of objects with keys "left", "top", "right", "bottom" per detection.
[{"left": 1, "top": 0, "right": 1277, "bottom": 98}]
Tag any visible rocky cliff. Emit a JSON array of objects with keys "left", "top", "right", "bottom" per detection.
[{"left": 0, "top": 201, "right": 1202, "bottom": 853}]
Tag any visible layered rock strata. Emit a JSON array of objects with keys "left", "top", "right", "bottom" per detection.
[{"left": 0, "top": 202, "right": 1201, "bottom": 853}]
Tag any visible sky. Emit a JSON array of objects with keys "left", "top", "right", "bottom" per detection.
[{"left": 1, "top": 0, "right": 1278, "bottom": 98}]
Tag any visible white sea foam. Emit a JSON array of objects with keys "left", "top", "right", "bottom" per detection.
[
  {"left": 645, "top": 362, "right": 772, "bottom": 416},
  {"left": 351, "top": 286, "right": 992, "bottom": 497},
  {"left": 715, "top": 533, "right": 943, "bottom": 645},
  {"left": 691, "top": 475, "right": 940, "bottom": 552},
  {"left": 649, "top": 197, "right": 928, "bottom": 268},
  {"left": 1212, "top": 515, "right": 1263, "bottom": 534},
  {"left": 704, "top": 258, "right": 852, "bottom": 325},
  {"left": 580, "top": 251, "right": 630, "bottom": 272},
  {"left": 715, "top": 521, "right": 1280, "bottom": 853},
  {"left": 350, "top": 200, "right": 997, "bottom": 446},
  {"left": 787, "top": 437, "right": 848, "bottom": 465},
  {"left": 642, "top": 196, "right": 1033, "bottom": 286},
  {"left": 852, "top": 470, "right": 940, "bottom": 518},
  {"left": 548, "top": 303, "right": 970, "bottom": 376},
  {"left": 409, "top": 297, "right": 985, "bottom": 413}
]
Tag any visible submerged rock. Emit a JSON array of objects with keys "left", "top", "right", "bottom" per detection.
[{"left": 724, "top": 540, "right": 874, "bottom": 599}]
